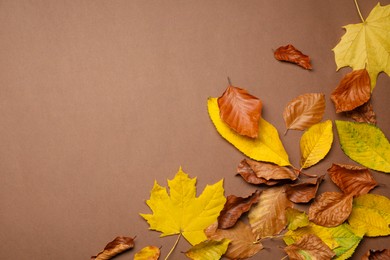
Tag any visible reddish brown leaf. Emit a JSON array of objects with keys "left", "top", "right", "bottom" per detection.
[
  {"left": 91, "top": 236, "right": 135, "bottom": 260},
  {"left": 327, "top": 163, "right": 377, "bottom": 197},
  {"left": 308, "top": 192, "right": 353, "bottom": 227},
  {"left": 331, "top": 69, "right": 371, "bottom": 113},
  {"left": 217, "top": 85, "right": 262, "bottom": 138},
  {"left": 362, "top": 249, "right": 390, "bottom": 260},
  {"left": 286, "top": 175, "right": 324, "bottom": 203},
  {"left": 218, "top": 190, "right": 261, "bottom": 229},
  {"left": 274, "top": 44, "right": 312, "bottom": 70},
  {"left": 284, "top": 234, "right": 335, "bottom": 260},
  {"left": 345, "top": 100, "right": 377, "bottom": 124}
]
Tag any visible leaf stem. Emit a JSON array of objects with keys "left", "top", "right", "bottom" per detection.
[
  {"left": 354, "top": 0, "right": 365, "bottom": 22},
  {"left": 227, "top": 77, "right": 232, "bottom": 86},
  {"left": 164, "top": 233, "right": 181, "bottom": 260}
]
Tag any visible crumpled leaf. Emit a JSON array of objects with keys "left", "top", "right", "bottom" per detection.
[
  {"left": 248, "top": 186, "right": 292, "bottom": 239},
  {"left": 286, "top": 175, "right": 324, "bottom": 203},
  {"left": 274, "top": 44, "right": 312, "bottom": 70},
  {"left": 362, "top": 249, "right": 390, "bottom": 260},
  {"left": 327, "top": 163, "right": 377, "bottom": 196},
  {"left": 286, "top": 208, "right": 310, "bottom": 231},
  {"left": 217, "top": 85, "right": 263, "bottom": 138},
  {"left": 300, "top": 120, "right": 333, "bottom": 169},
  {"left": 218, "top": 190, "right": 261, "bottom": 229},
  {"left": 331, "top": 69, "right": 371, "bottom": 113},
  {"left": 236, "top": 159, "right": 297, "bottom": 186},
  {"left": 185, "top": 239, "right": 230, "bottom": 260},
  {"left": 335, "top": 120, "right": 390, "bottom": 173},
  {"left": 333, "top": 3, "right": 390, "bottom": 90},
  {"left": 308, "top": 192, "right": 353, "bottom": 227},
  {"left": 205, "top": 221, "right": 263, "bottom": 259},
  {"left": 91, "top": 236, "right": 135, "bottom": 260},
  {"left": 348, "top": 194, "right": 390, "bottom": 237},
  {"left": 140, "top": 167, "right": 226, "bottom": 245},
  {"left": 284, "top": 234, "right": 336, "bottom": 260},
  {"left": 208, "top": 97, "right": 290, "bottom": 166},
  {"left": 345, "top": 101, "right": 376, "bottom": 124},
  {"left": 283, "top": 93, "right": 325, "bottom": 134},
  {"left": 134, "top": 246, "right": 160, "bottom": 260}
]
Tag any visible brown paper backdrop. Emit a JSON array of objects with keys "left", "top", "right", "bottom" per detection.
[{"left": 1, "top": 1, "right": 389, "bottom": 259}]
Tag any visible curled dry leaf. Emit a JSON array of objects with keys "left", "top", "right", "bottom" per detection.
[
  {"left": 218, "top": 190, "right": 261, "bottom": 229},
  {"left": 362, "top": 249, "right": 390, "bottom": 260},
  {"left": 286, "top": 175, "right": 324, "bottom": 204},
  {"left": 91, "top": 236, "right": 135, "bottom": 260},
  {"left": 283, "top": 93, "right": 325, "bottom": 134},
  {"left": 217, "top": 85, "right": 262, "bottom": 138},
  {"left": 134, "top": 246, "right": 160, "bottom": 260},
  {"left": 345, "top": 100, "right": 376, "bottom": 125},
  {"left": 284, "top": 234, "right": 336, "bottom": 260},
  {"left": 274, "top": 44, "right": 312, "bottom": 70},
  {"left": 205, "top": 221, "right": 263, "bottom": 259},
  {"left": 308, "top": 192, "right": 353, "bottom": 227},
  {"left": 327, "top": 163, "right": 377, "bottom": 197},
  {"left": 331, "top": 69, "right": 371, "bottom": 113}
]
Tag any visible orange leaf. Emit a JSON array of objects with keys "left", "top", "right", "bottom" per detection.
[
  {"left": 274, "top": 44, "right": 312, "bottom": 70},
  {"left": 286, "top": 175, "right": 324, "bottom": 203},
  {"left": 345, "top": 100, "right": 377, "bottom": 124},
  {"left": 284, "top": 234, "right": 336, "bottom": 260},
  {"left": 91, "top": 236, "right": 135, "bottom": 260}
]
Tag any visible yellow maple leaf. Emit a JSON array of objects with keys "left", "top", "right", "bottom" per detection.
[
  {"left": 333, "top": 3, "right": 390, "bottom": 90},
  {"left": 140, "top": 167, "right": 226, "bottom": 246}
]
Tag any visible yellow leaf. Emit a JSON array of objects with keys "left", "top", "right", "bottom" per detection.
[
  {"left": 348, "top": 194, "right": 390, "bottom": 237},
  {"left": 134, "top": 246, "right": 160, "bottom": 260},
  {"left": 140, "top": 167, "right": 226, "bottom": 245},
  {"left": 286, "top": 208, "right": 309, "bottom": 231},
  {"left": 333, "top": 3, "right": 390, "bottom": 90},
  {"left": 207, "top": 97, "right": 290, "bottom": 166},
  {"left": 300, "top": 120, "right": 333, "bottom": 169},
  {"left": 185, "top": 239, "right": 230, "bottom": 260}
]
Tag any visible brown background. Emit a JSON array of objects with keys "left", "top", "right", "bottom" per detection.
[{"left": 1, "top": 0, "right": 389, "bottom": 259}]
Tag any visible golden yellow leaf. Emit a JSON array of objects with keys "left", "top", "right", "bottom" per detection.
[
  {"left": 133, "top": 246, "right": 160, "bottom": 260},
  {"left": 208, "top": 97, "right": 290, "bottom": 166},
  {"left": 286, "top": 208, "right": 309, "bottom": 231},
  {"left": 333, "top": 3, "right": 390, "bottom": 90},
  {"left": 185, "top": 239, "right": 230, "bottom": 260},
  {"left": 300, "top": 120, "right": 333, "bottom": 169},
  {"left": 140, "top": 167, "right": 226, "bottom": 245}
]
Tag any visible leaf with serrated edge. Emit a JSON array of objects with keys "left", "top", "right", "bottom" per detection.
[
  {"left": 133, "top": 246, "right": 160, "bottom": 260},
  {"left": 335, "top": 120, "right": 390, "bottom": 173},
  {"left": 284, "top": 234, "right": 335, "bottom": 260},
  {"left": 185, "top": 239, "right": 230, "bottom": 260}
]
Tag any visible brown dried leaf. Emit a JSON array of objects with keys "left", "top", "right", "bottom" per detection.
[
  {"left": 283, "top": 93, "right": 326, "bottom": 133},
  {"left": 345, "top": 100, "right": 377, "bottom": 124},
  {"left": 308, "top": 192, "right": 353, "bottom": 227},
  {"left": 327, "top": 163, "right": 378, "bottom": 197},
  {"left": 331, "top": 69, "right": 371, "bottom": 113},
  {"left": 218, "top": 85, "right": 262, "bottom": 138},
  {"left": 91, "top": 236, "right": 135, "bottom": 260},
  {"left": 286, "top": 175, "right": 324, "bottom": 203},
  {"left": 205, "top": 221, "right": 263, "bottom": 259},
  {"left": 362, "top": 249, "right": 390, "bottom": 260},
  {"left": 218, "top": 190, "right": 261, "bottom": 229},
  {"left": 284, "top": 234, "right": 336, "bottom": 260},
  {"left": 274, "top": 44, "right": 312, "bottom": 70}
]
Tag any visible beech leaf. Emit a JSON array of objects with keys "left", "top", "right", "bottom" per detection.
[
  {"left": 274, "top": 44, "right": 312, "bottom": 70},
  {"left": 140, "top": 167, "right": 226, "bottom": 245},
  {"left": 185, "top": 239, "right": 230, "bottom": 260},
  {"left": 91, "top": 236, "right": 135, "bottom": 260},
  {"left": 345, "top": 101, "right": 377, "bottom": 125},
  {"left": 327, "top": 163, "right": 377, "bottom": 196},
  {"left": 284, "top": 234, "right": 336, "bottom": 260},
  {"left": 308, "top": 192, "right": 353, "bottom": 227},
  {"left": 362, "top": 249, "right": 390, "bottom": 260},
  {"left": 300, "top": 120, "right": 333, "bottom": 169},
  {"left": 283, "top": 93, "right": 326, "bottom": 133},
  {"left": 205, "top": 221, "right": 263, "bottom": 259},
  {"left": 208, "top": 97, "right": 290, "bottom": 166},
  {"left": 335, "top": 120, "right": 390, "bottom": 173},
  {"left": 331, "top": 69, "right": 371, "bottom": 113},
  {"left": 286, "top": 208, "right": 310, "bottom": 231},
  {"left": 134, "top": 246, "right": 160, "bottom": 260},
  {"left": 217, "top": 190, "right": 261, "bottom": 229},
  {"left": 286, "top": 175, "right": 324, "bottom": 203},
  {"left": 217, "top": 85, "right": 262, "bottom": 138}
]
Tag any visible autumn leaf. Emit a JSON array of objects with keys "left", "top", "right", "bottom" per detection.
[
  {"left": 283, "top": 93, "right": 325, "bottom": 134},
  {"left": 335, "top": 120, "right": 390, "bottom": 173},
  {"left": 345, "top": 101, "right": 376, "bottom": 124},
  {"left": 308, "top": 192, "right": 353, "bottom": 227},
  {"left": 205, "top": 221, "right": 263, "bottom": 259},
  {"left": 134, "top": 246, "right": 160, "bottom": 260},
  {"left": 284, "top": 234, "right": 336, "bottom": 260},
  {"left": 286, "top": 208, "right": 310, "bottom": 231},
  {"left": 286, "top": 175, "right": 324, "bottom": 203},
  {"left": 91, "top": 236, "right": 135, "bottom": 260},
  {"left": 300, "top": 120, "right": 333, "bottom": 169},
  {"left": 348, "top": 194, "right": 390, "bottom": 237},
  {"left": 140, "top": 167, "right": 226, "bottom": 246},
  {"left": 274, "top": 44, "right": 312, "bottom": 70},
  {"left": 208, "top": 97, "right": 290, "bottom": 166},
  {"left": 362, "top": 249, "right": 390, "bottom": 260},
  {"left": 217, "top": 190, "right": 261, "bottom": 229},
  {"left": 331, "top": 69, "right": 371, "bottom": 113},
  {"left": 185, "top": 239, "right": 230, "bottom": 260},
  {"left": 217, "top": 84, "right": 262, "bottom": 138},
  {"left": 327, "top": 163, "right": 377, "bottom": 196},
  {"left": 333, "top": 3, "right": 390, "bottom": 90},
  {"left": 248, "top": 186, "right": 292, "bottom": 239}
]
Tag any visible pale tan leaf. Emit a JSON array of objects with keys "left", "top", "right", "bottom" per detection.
[{"left": 284, "top": 234, "right": 336, "bottom": 260}]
